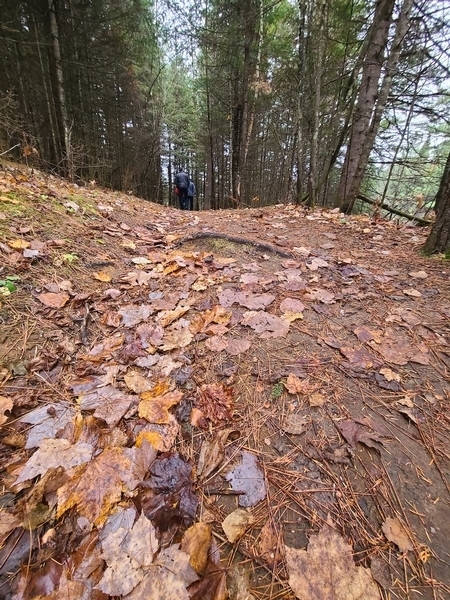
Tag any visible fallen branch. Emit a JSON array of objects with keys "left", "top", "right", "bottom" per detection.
[
  {"left": 357, "top": 194, "right": 432, "bottom": 227},
  {"left": 174, "top": 231, "right": 294, "bottom": 258}
]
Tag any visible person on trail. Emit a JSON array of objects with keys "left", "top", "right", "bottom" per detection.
[
  {"left": 175, "top": 169, "right": 190, "bottom": 210},
  {"left": 187, "top": 180, "right": 196, "bottom": 211}
]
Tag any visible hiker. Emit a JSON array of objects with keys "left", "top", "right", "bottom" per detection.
[
  {"left": 175, "top": 169, "right": 190, "bottom": 210},
  {"left": 187, "top": 180, "right": 196, "bottom": 211}
]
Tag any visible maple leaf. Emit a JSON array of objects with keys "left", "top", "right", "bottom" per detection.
[
  {"left": 20, "top": 403, "right": 76, "bottom": 449},
  {"left": 79, "top": 385, "right": 137, "bottom": 427},
  {"left": 337, "top": 419, "right": 385, "bottom": 450},
  {"left": 15, "top": 438, "right": 93, "bottom": 484},
  {"left": 119, "top": 304, "right": 153, "bottom": 327},
  {"left": 139, "top": 389, "right": 183, "bottom": 424},
  {"left": 241, "top": 310, "right": 290, "bottom": 338},
  {"left": 57, "top": 443, "right": 156, "bottom": 525},
  {"left": 285, "top": 522, "right": 381, "bottom": 600}
]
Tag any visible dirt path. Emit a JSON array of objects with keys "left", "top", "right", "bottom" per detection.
[{"left": 1, "top": 163, "right": 449, "bottom": 599}]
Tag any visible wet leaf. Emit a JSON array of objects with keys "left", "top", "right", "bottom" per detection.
[
  {"left": 197, "top": 429, "right": 235, "bottom": 480},
  {"left": 97, "top": 512, "right": 159, "bottom": 596},
  {"left": 20, "top": 403, "right": 76, "bottom": 448},
  {"left": 37, "top": 291, "right": 70, "bottom": 308},
  {"left": 79, "top": 385, "right": 137, "bottom": 427},
  {"left": 181, "top": 522, "right": 212, "bottom": 574},
  {"left": 285, "top": 522, "right": 381, "bottom": 600},
  {"left": 139, "top": 389, "right": 183, "bottom": 424},
  {"left": 258, "top": 521, "right": 279, "bottom": 567},
  {"left": 135, "top": 417, "right": 180, "bottom": 452},
  {"left": 16, "top": 438, "right": 93, "bottom": 484},
  {"left": 124, "top": 545, "right": 198, "bottom": 600},
  {"left": 79, "top": 334, "right": 124, "bottom": 362},
  {"left": 195, "top": 384, "right": 234, "bottom": 424},
  {"left": 222, "top": 509, "right": 255, "bottom": 543},
  {"left": 225, "top": 451, "right": 266, "bottom": 507},
  {"left": 339, "top": 346, "right": 381, "bottom": 369},
  {"left": 57, "top": 443, "right": 156, "bottom": 525},
  {"left": 0, "top": 512, "right": 20, "bottom": 541},
  {"left": 280, "top": 414, "right": 308, "bottom": 435},
  {"left": 337, "top": 419, "right": 385, "bottom": 450},
  {"left": 0, "top": 395, "right": 13, "bottom": 424},
  {"left": 382, "top": 517, "right": 413, "bottom": 553}
]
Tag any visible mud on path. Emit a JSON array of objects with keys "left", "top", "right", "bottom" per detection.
[{"left": 0, "top": 162, "right": 449, "bottom": 599}]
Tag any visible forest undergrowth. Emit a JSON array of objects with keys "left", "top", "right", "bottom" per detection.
[{"left": 0, "top": 162, "right": 449, "bottom": 600}]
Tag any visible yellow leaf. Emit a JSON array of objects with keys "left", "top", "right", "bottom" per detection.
[
  {"left": 136, "top": 430, "right": 163, "bottom": 450},
  {"left": 8, "top": 239, "right": 30, "bottom": 249},
  {"left": 0, "top": 195, "right": 19, "bottom": 204},
  {"left": 181, "top": 522, "right": 212, "bottom": 574},
  {"left": 138, "top": 390, "right": 183, "bottom": 424},
  {"left": 93, "top": 271, "right": 112, "bottom": 282}
]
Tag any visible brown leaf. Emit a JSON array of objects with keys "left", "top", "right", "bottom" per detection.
[
  {"left": 280, "top": 414, "right": 308, "bottom": 435},
  {"left": 258, "top": 521, "right": 280, "bottom": 567},
  {"left": 97, "top": 512, "right": 159, "bottom": 596},
  {"left": 225, "top": 338, "right": 251, "bottom": 355},
  {"left": 0, "top": 395, "right": 13, "bottom": 425},
  {"left": 134, "top": 418, "right": 180, "bottom": 452},
  {"left": 158, "top": 305, "right": 190, "bottom": 327},
  {"left": 119, "top": 305, "right": 153, "bottom": 327},
  {"left": 139, "top": 389, "right": 183, "bottom": 424},
  {"left": 37, "top": 291, "right": 70, "bottom": 308},
  {"left": 16, "top": 438, "right": 93, "bottom": 484},
  {"left": 124, "top": 545, "right": 198, "bottom": 600},
  {"left": 197, "top": 429, "right": 234, "bottom": 480},
  {"left": 205, "top": 336, "right": 229, "bottom": 352},
  {"left": 79, "top": 385, "right": 137, "bottom": 427},
  {"left": 280, "top": 297, "right": 305, "bottom": 314},
  {"left": 337, "top": 419, "right": 385, "bottom": 450},
  {"left": 285, "top": 522, "right": 381, "bottom": 600},
  {"left": 285, "top": 373, "right": 307, "bottom": 394},
  {"left": 241, "top": 310, "right": 290, "bottom": 338},
  {"left": 0, "top": 512, "right": 20, "bottom": 541},
  {"left": 57, "top": 443, "right": 156, "bottom": 525},
  {"left": 225, "top": 451, "right": 266, "bottom": 508},
  {"left": 124, "top": 370, "right": 155, "bottom": 394},
  {"left": 181, "top": 522, "right": 212, "bottom": 574},
  {"left": 382, "top": 517, "right": 413, "bottom": 553},
  {"left": 93, "top": 271, "right": 112, "bottom": 282},
  {"left": 222, "top": 509, "right": 255, "bottom": 543},
  {"left": 339, "top": 346, "right": 381, "bottom": 369},
  {"left": 190, "top": 305, "right": 232, "bottom": 334},
  {"left": 195, "top": 384, "right": 234, "bottom": 424},
  {"left": 78, "top": 334, "right": 124, "bottom": 362},
  {"left": 20, "top": 403, "right": 76, "bottom": 449}
]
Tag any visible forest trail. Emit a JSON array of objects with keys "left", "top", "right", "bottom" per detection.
[{"left": 1, "top": 162, "right": 449, "bottom": 600}]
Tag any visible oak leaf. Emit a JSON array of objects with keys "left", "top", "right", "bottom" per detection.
[
  {"left": 196, "top": 384, "right": 233, "bottom": 424},
  {"left": 382, "top": 517, "right": 413, "bottom": 553}
]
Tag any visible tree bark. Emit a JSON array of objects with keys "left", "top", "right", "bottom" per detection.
[
  {"left": 335, "top": 0, "right": 396, "bottom": 213},
  {"left": 423, "top": 151, "right": 450, "bottom": 254}
]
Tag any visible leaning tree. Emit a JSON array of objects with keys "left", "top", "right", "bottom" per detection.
[{"left": 423, "top": 151, "right": 450, "bottom": 254}]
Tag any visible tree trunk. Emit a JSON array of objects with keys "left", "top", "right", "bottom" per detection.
[
  {"left": 48, "top": 0, "right": 72, "bottom": 178},
  {"left": 423, "top": 151, "right": 450, "bottom": 254},
  {"left": 335, "top": 0, "right": 396, "bottom": 212}
]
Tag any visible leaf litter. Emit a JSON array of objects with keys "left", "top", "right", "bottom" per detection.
[{"left": 0, "top": 165, "right": 449, "bottom": 599}]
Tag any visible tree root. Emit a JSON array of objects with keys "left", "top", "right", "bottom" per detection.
[{"left": 174, "top": 231, "right": 294, "bottom": 258}]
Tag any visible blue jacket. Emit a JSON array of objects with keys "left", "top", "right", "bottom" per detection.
[
  {"left": 188, "top": 181, "right": 196, "bottom": 197},
  {"left": 175, "top": 171, "right": 189, "bottom": 190}
]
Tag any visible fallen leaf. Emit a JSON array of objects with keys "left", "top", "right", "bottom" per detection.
[
  {"left": 225, "top": 451, "right": 266, "bottom": 507},
  {"left": 181, "top": 522, "right": 212, "bottom": 574},
  {"left": 9, "top": 239, "right": 30, "bottom": 249},
  {"left": 37, "top": 291, "right": 70, "bottom": 308},
  {"left": 190, "top": 305, "right": 232, "bottom": 334},
  {"left": 119, "top": 305, "right": 153, "bottom": 327},
  {"left": 403, "top": 289, "right": 422, "bottom": 298},
  {"left": 337, "top": 419, "right": 385, "bottom": 450},
  {"left": 197, "top": 429, "right": 234, "bottom": 480},
  {"left": 280, "top": 414, "right": 308, "bottom": 435},
  {"left": 124, "top": 370, "right": 155, "bottom": 394},
  {"left": 379, "top": 368, "right": 401, "bottom": 382},
  {"left": 339, "top": 346, "right": 381, "bottom": 369},
  {"left": 0, "top": 512, "right": 20, "bottom": 541},
  {"left": 16, "top": 438, "right": 93, "bottom": 484},
  {"left": 306, "top": 258, "right": 328, "bottom": 271},
  {"left": 57, "top": 443, "right": 156, "bottom": 525},
  {"left": 97, "top": 512, "right": 159, "bottom": 596},
  {"left": 139, "top": 389, "right": 183, "bottom": 424},
  {"left": 205, "top": 336, "right": 229, "bottom": 352},
  {"left": 225, "top": 338, "right": 252, "bottom": 355},
  {"left": 258, "top": 521, "right": 279, "bottom": 567},
  {"left": 195, "top": 384, "right": 234, "bottom": 424},
  {"left": 158, "top": 305, "right": 190, "bottom": 327},
  {"left": 408, "top": 270, "right": 428, "bottom": 279},
  {"left": 124, "top": 545, "right": 198, "bottom": 600},
  {"left": 135, "top": 418, "right": 180, "bottom": 452},
  {"left": 241, "top": 311, "right": 290, "bottom": 338},
  {"left": 79, "top": 334, "right": 124, "bottom": 362},
  {"left": 304, "top": 288, "right": 335, "bottom": 304},
  {"left": 227, "top": 565, "right": 257, "bottom": 600},
  {"left": 309, "top": 392, "right": 325, "bottom": 407},
  {"left": 222, "top": 509, "right": 255, "bottom": 543},
  {"left": 280, "top": 297, "right": 305, "bottom": 314},
  {"left": 20, "top": 403, "right": 76, "bottom": 448},
  {"left": 285, "top": 522, "right": 381, "bottom": 600},
  {"left": 285, "top": 373, "right": 307, "bottom": 394},
  {"left": 93, "top": 271, "right": 112, "bottom": 282},
  {"left": 79, "top": 385, "right": 137, "bottom": 427},
  {"left": 382, "top": 517, "right": 413, "bottom": 553},
  {"left": 0, "top": 395, "right": 13, "bottom": 424}
]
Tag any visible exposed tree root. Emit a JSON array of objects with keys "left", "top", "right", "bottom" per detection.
[{"left": 174, "top": 231, "right": 294, "bottom": 258}]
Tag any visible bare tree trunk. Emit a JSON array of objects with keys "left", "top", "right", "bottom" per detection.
[
  {"left": 424, "top": 150, "right": 450, "bottom": 254},
  {"left": 335, "top": 0, "right": 396, "bottom": 212},
  {"left": 48, "top": 0, "right": 72, "bottom": 178}
]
